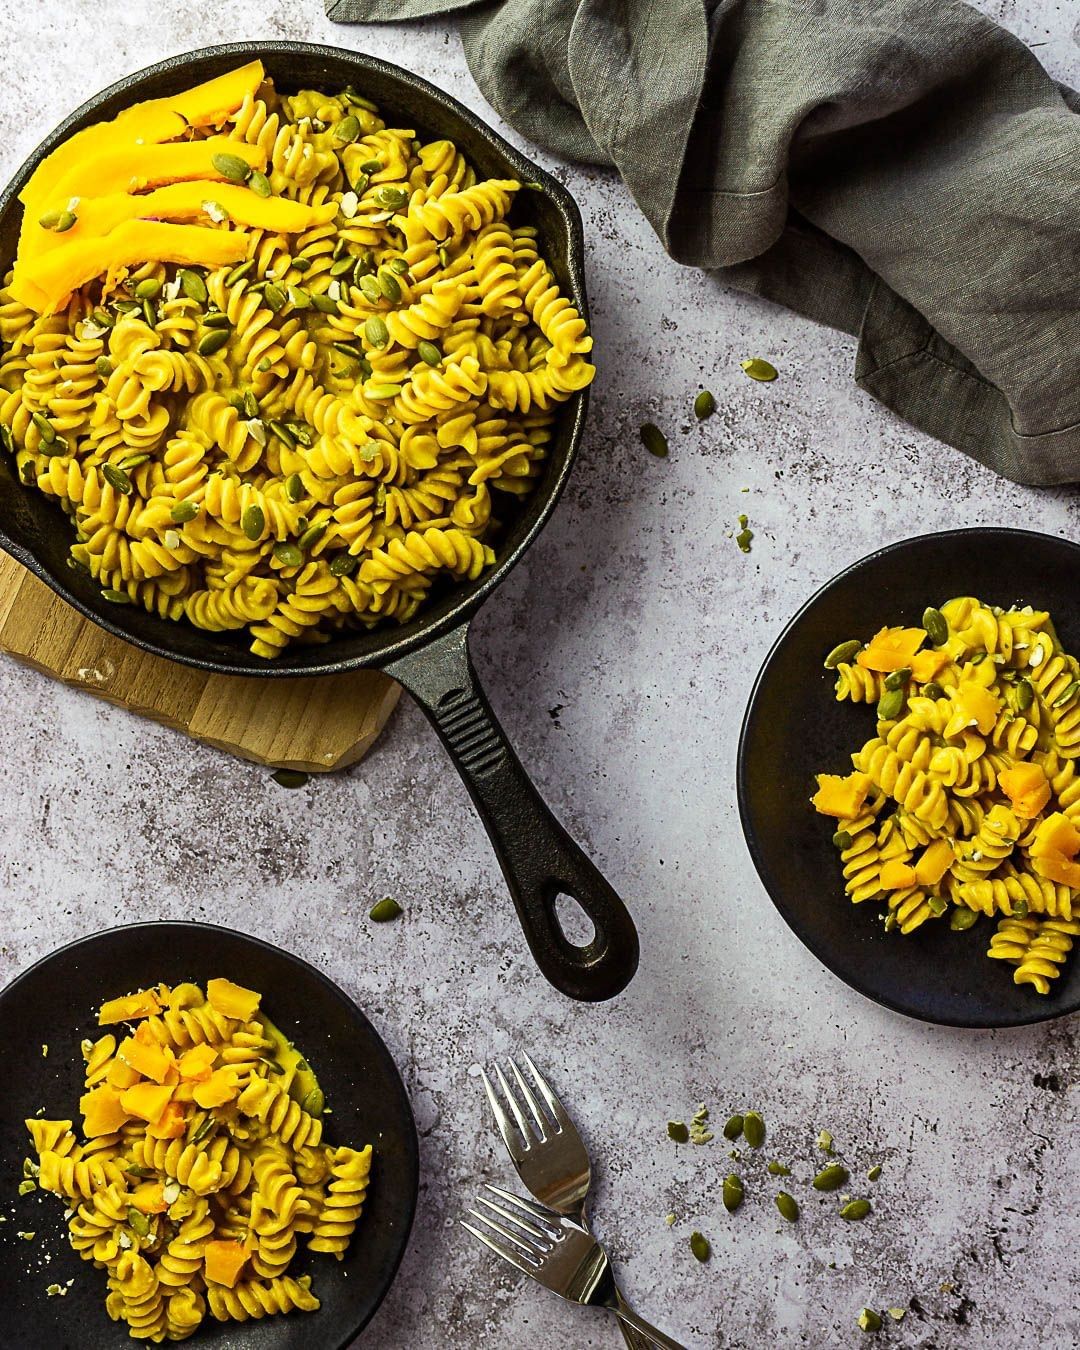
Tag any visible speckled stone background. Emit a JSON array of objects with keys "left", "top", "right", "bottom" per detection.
[{"left": 0, "top": 2, "right": 1078, "bottom": 1347}]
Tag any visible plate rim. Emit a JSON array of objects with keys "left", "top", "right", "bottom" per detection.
[
  {"left": 737, "top": 525, "right": 1080, "bottom": 1030},
  {"left": 0, "top": 918, "right": 420, "bottom": 1348}
]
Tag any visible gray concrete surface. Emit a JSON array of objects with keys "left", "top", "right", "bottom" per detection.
[{"left": 0, "top": 2, "right": 1077, "bottom": 1346}]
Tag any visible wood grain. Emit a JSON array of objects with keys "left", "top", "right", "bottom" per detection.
[{"left": 0, "top": 552, "right": 399, "bottom": 771}]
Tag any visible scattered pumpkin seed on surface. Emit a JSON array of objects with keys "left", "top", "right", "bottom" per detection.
[
  {"left": 369, "top": 897, "right": 403, "bottom": 923},
  {"left": 887, "top": 1308, "right": 906, "bottom": 1322},
  {"left": 740, "top": 357, "right": 778, "bottom": 382},
  {"left": 775, "top": 1191, "right": 799, "bottom": 1222},
  {"left": 840, "top": 1198, "right": 872, "bottom": 1221},
  {"left": 271, "top": 769, "right": 308, "bottom": 789},
  {"left": 867, "top": 1165, "right": 882, "bottom": 1181},
  {"left": 858, "top": 1309, "right": 882, "bottom": 1333},
  {"left": 735, "top": 514, "right": 753, "bottom": 553},
  {"left": 812, "top": 1163, "right": 849, "bottom": 1191},
  {"left": 742, "top": 1111, "right": 765, "bottom": 1148},
  {"left": 723, "top": 1113, "right": 744, "bottom": 1141},
  {"left": 667, "top": 1120, "right": 689, "bottom": 1143},
  {"left": 693, "top": 390, "right": 716, "bottom": 420},
  {"left": 722, "top": 1175, "right": 744, "bottom": 1212},
  {"left": 689, "top": 1231, "right": 711, "bottom": 1262},
  {"left": 640, "top": 423, "right": 668, "bottom": 458},
  {"left": 767, "top": 1161, "right": 791, "bottom": 1176}
]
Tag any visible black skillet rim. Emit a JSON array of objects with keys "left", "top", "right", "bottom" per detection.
[
  {"left": 737, "top": 525, "right": 1080, "bottom": 1030},
  {"left": 0, "top": 918, "right": 420, "bottom": 1347},
  {"left": 0, "top": 40, "right": 589, "bottom": 678}
]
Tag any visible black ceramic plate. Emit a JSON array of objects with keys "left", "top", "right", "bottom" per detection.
[
  {"left": 738, "top": 528, "right": 1080, "bottom": 1028},
  {"left": 0, "top": 923, "right": 418, "bottom": 1348}
]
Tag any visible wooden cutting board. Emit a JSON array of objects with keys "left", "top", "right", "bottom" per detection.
[{"left": 0, "top": 553, "right": 399, "bottom": 772}]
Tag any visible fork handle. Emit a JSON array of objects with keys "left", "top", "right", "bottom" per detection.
[{"left": 611, "top": 1291, "right": 687, "bottom": 1350}]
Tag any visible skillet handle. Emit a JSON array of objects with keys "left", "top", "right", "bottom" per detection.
[{"left": 382, "top": 622, "right": 638, "bottom": 1002}]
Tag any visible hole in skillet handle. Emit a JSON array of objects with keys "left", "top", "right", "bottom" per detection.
[
  {"left": 555, "top": 891, "right": 597, "bottom": 948},
  {"left": 383, "top": 623, "right": 639, "bottom": 1002}
]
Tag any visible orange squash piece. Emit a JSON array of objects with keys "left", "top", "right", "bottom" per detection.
[
  {"left": 10, "top": 219, "right": 249, "bottom": 314},
  {"left": 1031, "top": 813, "right": 1080, "bottom": 860},
  {"left": 915, "top": 839, "right": 954, "bottom": 887},
  {"left": 48, "top": 136, "right": 266, "bottom": 207},
  {"left": 910, "top": 649, "right": 950, "bottom": 683},
  {"left": 106, "top": 1058, "right": 141, "bottom": 1090},
  {"left": 998, "top": 763, "right": 1051, "bottom": 820},
  {"left": 131, "top": 1181, "right": 168, "bottom": 1214},
  {"left": 192, "top": 1068, "right": 241, "bottom": 1109},
  {"left": 944, "top": 681, "right": 1000, "bottom": 737},
  {"left": 80, "top": 1085, "right": 133, "bottom": 1138},
  {"left": 1033, "top": 853, "right": 1080, "bottom": 889},
  {"left": 204, "top": 1239, "right": 249, "bottom": 1288},
  {"left": 856, "top": 627, "right": 925, "bottom": 673},
  {"left": 98, "top": 989, "right": 161, "bottom": 1025},
  {"left": 879, "top": 860, "right": 918, "bottom": 890},
  {"left": 177, "top": 1043, "right": 217, "bottom": 1082},
  {"left": 146, "top": 1100, "right": 188, "bottom": 1140},
  {"left": 206, "top": 978, "right": 261, "bottom": 1022},
  {"left": 118, "top": 1030, "right": 176, "bottom": 1085},
  {"left": 811, "top": 771, "right": 873, "bottom": 820},
  {"left": 119, "top": 1082, "right": 174, "bottom": 1126}
]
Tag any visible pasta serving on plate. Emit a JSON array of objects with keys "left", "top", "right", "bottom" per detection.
[
  {"left": 22, "top": 977, "right": 370, "bottom": 1341},
  {"left": 812, "top": 597, "right": 1080, "bottom": 995},
  {"left": 0, "top": 61, "right": 594, "bottom": 655}
]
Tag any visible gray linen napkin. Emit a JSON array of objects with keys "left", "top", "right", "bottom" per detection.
[{"left": 328, "top": 0, "right": 1080, "bottom": 486}]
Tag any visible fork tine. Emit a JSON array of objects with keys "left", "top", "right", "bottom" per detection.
[
  {"left": 480, "top": 1067, "right": 526, "bottom": 1163},
  {"left": 484, "top": 1182, "right": 564, "bottom": 1227},
  {"left": 495, "top": 1063, "right": 541, "bottom": 1147},
  {"left": 509, "top": 1056, "right": 555, "bottom": 1139},
  {"left": 520, "top": 1051, "right": 570, "bottom": 1131},
  {"left": 460, "top": 1216, "right": 540, "bottom": 1275},
  {"left": 477, "top": 1192, "right": 556, "bottom": 1245}
]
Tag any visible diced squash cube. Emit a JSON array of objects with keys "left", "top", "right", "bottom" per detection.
[
  {"left": 879, "top": 860, "right": 918, "bottom": 890},
  {"left": 811, "top": 772, "right": 872, "bottom": 819},
  {"left": 1031, "top": 813, "right": 1080, "bottom": 860},
  {"left": 177, "top": 1044, "right": 217, "bottom": 1082},
  {"left": 119, "top": 1083, "right": 174, "bottom": 1126},
  {"left": 131, "top": 1182, "right": 168, "bottom": 1214},
  {"left": 944, "top": 681, "right": 1000, "bottom": 737},
  {"left": 915, "top": 839, "right": 954, "bottom": 887},
  {"left": 998, "top": 763, "right": 1052, "bottom": 820},
  {"left": 80, "top": 1085, "right": 132, "bottom": 1137},
  {"left": 1033, "top": 853, "right": 1080, "bottom": 889},
  {"left": 206, "top": 978, "right": 261, "bottom": 1022},
  {"left": 146, "top": 1100, "right": 188, "bottom": 1140},
  {"left": 192, "top": 1068, "right": 241, "bottom": 1109},
  {"left": 98, "top": 989, "right": 161, "bottom": 1025},
  {"left": 910, "top": 649, "right": 950, "bottom": 683},
  {"left": 856, "top": 627, "right": 925, "bottom": 673},
  {"left": 118, "top": 1031, "right": 176, "bottom": 1085},
  {"left": 106, "top": 1058, "right": 142, "bottom": 1090},
  {"left": 204, "top": 1239, "right": 249, "bottom": 1288}
]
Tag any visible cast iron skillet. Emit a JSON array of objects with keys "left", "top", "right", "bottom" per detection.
[
  {"left": 738, "top": 528, "right": 1080, "bottom": 1028},
  {"left": 0, "top": 42, "right": 638, "bottom": 1003},
  {"left": 0, "top": 921, "right": 418, "bottom": 1349}
]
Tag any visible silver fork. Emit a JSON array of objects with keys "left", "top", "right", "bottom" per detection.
[
  {"left": 478, "top": 1054, "right": 679, "bottom": 1349},
  {"left": 463, "top": 1184, "right": 685, "bottom": 1349}
]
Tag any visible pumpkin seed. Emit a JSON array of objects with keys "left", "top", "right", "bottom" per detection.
[
  {"left": 31, "top": 411, "right": 56, "bottom": 444},
  {"left": 359, "top": 274, "right": 383, "bottom": 304},
  {"left": 301, "top": 1087, "right": 325, "bottom": 1117},
  {"left": 857, "top": 1308, "right": 882, "bottom": 1333},
  {"left": 141, "top": 298, "right": 157, "bottom": 327},
  {"left": 211, "top": 151, "right": 253, "bottom": 183},
  {"left": 57, "top": 208, "right": 78, "bottom": 232},
  {"left": 740, "top": 357, "right": 778, "bottom": 382},
  {"left": 288, "top": 285, "right": 312, "bottom": 310},
  {"left": 225, "top": 260, "right": 256, "bottom": 287},
  {"left": 332, "top": 114, "right": 362, "bottom": 144},
  {"left": 378, "top": 270, "right": 402, "bottom": 303},
  {"left": 928, "top": 895, "right": 948, "bottom": 917},
  {"left": 242, "top": 390, "right": 259, "bottom": 418},
  {"left": 922, "top": 606, "right": 949, "bottom": 646},
  {"left": 259, "top": 1056, "right": 285, "bottom": 1075},
  {"left": 271, "top": 768, "right": 309, "bottom": 789},
  {"left": 970, "top": 650, "right": 987, "bottom": 665},
  {"left": 840, "top": 1198, "right": 872, "bottom": 1221},
  {"left": 241, "top": 505, "right": 264, "bottom": 541},
  {"left": 127, "top": 1207, "right": 151, "bottom": 1237},
  {"left": 365, "top": 316, "right": 389, "bottom": 348},
  {"left": 693, "top": 390, "right": 716, "bottom": 420},
  {"left": 1012, "top": 897, "right": 1029, "bottom": 918},
  {"left": 1052, "top": 679, "right": 1080, "bottom": 709},
  {"left": 178, "top": 269, "right": 208, "bottom": 304},
  {"left": 92, "top": 307, "right": 115, "bottom": 328},
  {"left": 125, "top": 1166, "right": 157, "bottom": 1180},
  {"left": 0, "top": 424, "right": 13, "bottom": 452},
  {"left": 269, "top": 421, "right": 296, "bottom": 451},
  {"left": 950, "top": 907, "right": 977, "bottom": 931},
  {"left": 134, "top": 278, "right": 162, "bottom": 300},
  {"left": 877, "top": 688, "right": 905, "bottom": 721},
  {"left": 39, "top": 435, "right": 68, "bottom": 458},
  {"left": 263, "top": 283, "right": 287, "bottom": 313},
  {"left": 287, "top": 421, "right": 314, "bottom": 448},
  {"left": 273, "top": 542, "right": 303, "bottom": 568},
  {"left": 113, "top": 299, "right": 140, "bottom": 314},
  {"left": 722, "top": 1114, "right": 744, "bottom": 1141},
  {"left": 95, "top": 356, "right": 115, "bottom": 377},
  {"left": 248, "top": 170, "right": 272, "bottom": 198},
  {"left": 291, "top": 257, "right": 312, "bottom": 273},
  {"left": 351, "top": 172, "right": 371, "bottom": 196},
  {"left": 17, "top": 1179, "right": 36, "bottom": 1195},
  {"left": 639, "top": 423, "right": 668, "bottom": 458},
  {"left": 832, "top": 830, "right": 853, "bottom": 850},
  {"left": 775, "top": 1191, "right": 799, "bottom": 1223},
  {"left": 742, "top": 1111, "right": 765, "bottom": 1148},
  {"left": 191, "top": 1115, "right": 216, "bottom": 1143},
  {"left": 812, "top": 1163, "right": 849, "bottom": 1191},
  {"left": 120, "top": 453, "right": 149, "bottom": 471},
  {"left": 359, "top": 157, "right": 383, "bottom": 173},
  {"left": 1016, "top": 677, "right": 1034, "bottom": 711},
  {"left": 375, "top": 185, "right": 409, "bottom": 210},
  {"left": 884, "top": 667, "right": 911, "bottom": 691},
  {"left": 358, "top": 358, "right": 373, "bottom": 379},
  {"left": 369, "top": 896, "right": 403, "bottom": 922},
  {"left": 312, "top": 294, "right": 340, "bottom": 315},
  {"left": 197, "top": 329, "right": 230, "bottom": 356},
  {"left": 689, "top": 1231, "right": 710, "bottom": 1262},
  {"left": 365, "top": 382, "right": 399, "bottom": 400},
  {"left": 38, "top": 209, "right": 65, "bottom": 230},
  {"left": 329, "top": 552, "right": 359, "bottom": 577},
  {"left": 437, "top": 245, "right": 450, "bottom": 268},
  {"left": 332, "top": 342, "right": 363, "bottom": 361},
  {"left": 387, "top": 257, "right": 409, "bottom": 276},
  {"left": 867, "top": 1165, "right": 883, "bottom": 1181},
  {"left": 101, "top": 588, "right": 130, "bottom": 604},
  {"left": 824, "top": 639, "right": 861, "bottom": 669},
  {"left": 922, "top": 680, "right": 945, "bottom": 701},
  {"left": 767, "top": 1161, "right": 791, "bottom": 1176},
  {"left": 722, "top": 1174, "right": 744, "bottom": 1212},
  {"left": 103, "top": 464, "right": 133, "bottom": 495},
  {"left": 170, "top": 500, "right": 199, "bottom": 524},
  {"left": 330, "top": 255, "right": 355, "bottom": 278},
  {"left": 416, "top": 340, "right": 442, "bottom": 367},
  {"left": 201, "top": 310, "right": 232, "bottom": 330},
  {"left": 285, "top": 473, "right": 305, "bottom": 503},
  {"left": 667, "top": 1120, "right": 689, "bottom": 1143},
  {"left": 298, "top": 522, "right": 327, "bottom": 551},
  {"left": 884, "top": 911, "right": 898, "bottom": 932}
]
